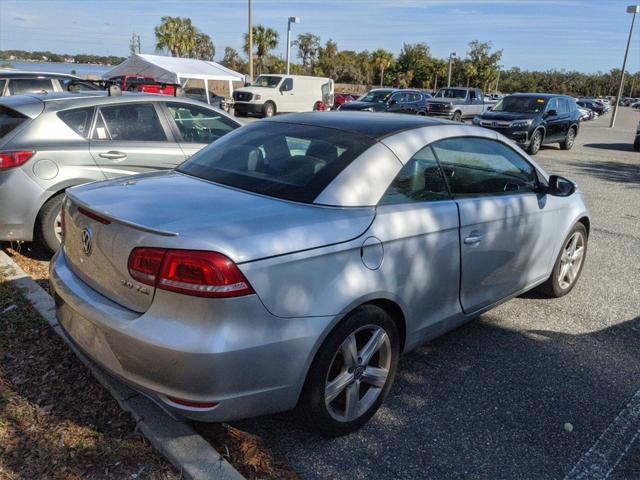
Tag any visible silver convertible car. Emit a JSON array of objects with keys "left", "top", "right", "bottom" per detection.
[{"left": 51, "top": 113, "right": 590, "bottom": 436}]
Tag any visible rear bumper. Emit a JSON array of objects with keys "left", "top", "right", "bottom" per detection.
[
  {"left": 0, "top": 167, "right": 46, "bottom": 242},
  {"left": 50, "top": 249, "right": 332, "bottom": 422},
  {"left": 426, "top": 110, "right": 455, "bottom": 119}
]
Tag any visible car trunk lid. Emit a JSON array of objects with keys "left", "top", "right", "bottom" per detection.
[{"left": 64, "top": 171, "right": 375, "bottom": 312}]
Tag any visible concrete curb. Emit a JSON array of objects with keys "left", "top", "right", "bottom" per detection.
[{"left": 0, "top": 250, "right": 245, "bottom": 480}]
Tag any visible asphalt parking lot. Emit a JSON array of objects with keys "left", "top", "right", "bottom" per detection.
[{"left": 232, "top": 108, "right": 640, "bottom": 480}]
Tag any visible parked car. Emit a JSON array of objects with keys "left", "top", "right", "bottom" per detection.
[
  {"left": 472, "top": 94, "right": 581, "bottom": 155},
  {"left": 0, "top": 71, "right": 102, "bottom": 96},
  {"left": 232, "top": 74, "right": 334, "bottom": 118},
  {"left": 577, "top": 105, "right": 594, "bottom": 121},
  {"left": 338, "top": 89, "right": 432, "bottom": 114},
  {"left": 577, "top": 99, "right": 606, "bottom": 115},
  {"left": 333, "top": 93, "right": 357, "bottom": 109},
  {"left": 51, "top": 112, "right": 590, "bottom": 436},
  {"left": 0, "top": 92, "right": 240, "bottom": 252},
  {"left": 634, "top": 121, "right": 640, "bottom": 151},
  {"left": 426, "top": 87, "right": 494, "bottom": 122}
]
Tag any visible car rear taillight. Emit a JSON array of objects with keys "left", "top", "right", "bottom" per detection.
[
  {"left": 0, "top": 151, "right": 34, "bottom": 170},
  {"left": 127, "top": 248, "right": 254, "bottom": 298},
  {"left": 128, "top": 248, "right": 166, "bottom": 285}
]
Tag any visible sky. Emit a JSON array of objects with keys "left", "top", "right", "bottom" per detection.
[{"left": 0, "top": 0, "right": 638, "bottom": 73}]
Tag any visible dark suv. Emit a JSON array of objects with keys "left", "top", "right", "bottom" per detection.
[
  {"left": 472, "top": 94, "right": 581, "bottom": 155},
  {"left": 338, "top": 88, "right": 431, "bottom": 114}
]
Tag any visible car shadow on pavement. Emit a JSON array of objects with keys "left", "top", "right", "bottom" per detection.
[
  {"left": 232, "top": 315, "right": 640, "bottom": 480},
  {"left": 566, "top": 160, "right": 640, "bottom": 186},
  {"left": 583, "top": 143, "right": 636, "bottom": 153}
]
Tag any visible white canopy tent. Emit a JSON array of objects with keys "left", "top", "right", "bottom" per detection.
[{"left": 103, "top": 53, "right": 245, "bottom": 103}]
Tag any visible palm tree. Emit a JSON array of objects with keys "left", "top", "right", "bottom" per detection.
[
  {"left": 243, "top": 25, "right": 279, "bottom": 75},
  {"left": 155, "top": 16, "right": 198, "bottom": 57},
  {"left": 371, "top": 49, "right": 394, "bottom": 87},
  {"left": 194, "top": 32, "right": 215, "bottom": 61}
]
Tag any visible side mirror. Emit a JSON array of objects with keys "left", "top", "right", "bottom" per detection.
[
  {"left": 546, "top": 175, "right": 576, "bottom": 196},
  {"left": 389, "top": 99, "right": 397, "bottom": 105},
  {"left": 486, "top": 106, "right": 493, "bottom": 111},
  {"left": 546, "top": 109, "right": 558, "bottom": 117}
]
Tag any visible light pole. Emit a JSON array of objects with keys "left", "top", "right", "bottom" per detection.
[
  {"left": 610, "top": 5, "right": 639, "bottom": 128},
  {"left": 248, "top": 0, "right": 253, "bottom": 82},
  {"left": 447, "top": 52, "right": 456, "bottom": 87},
  {"left": 286, "top": 16, "right": 300, "bottom": 75}
]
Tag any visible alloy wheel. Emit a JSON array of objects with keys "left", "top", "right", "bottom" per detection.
[
  {"left": 558, "top": 231, "right": 585, "bottom": 289},
  {"left": 566, "top": 129, "right": 575, "bottom": 148},
  {"left": 324, "top": 325, "right": 392, "bottom": 422},
  {"left": 54, "top": 211, "right": 63, "bottom": 242}
]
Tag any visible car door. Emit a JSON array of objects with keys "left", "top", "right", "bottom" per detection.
[
  {"left": 278, "top": 77, "right": 296, "bottom": 112},
  {"left": 386, "top": 92, "right": 407, "bottom": 113},
  {"left": 366, "top": 145, "right": 462, "bottom": 341},
  {"left": 162, "top": 102, "right": 239, "bottom": 158},
  {"left": 431, "top": 136, "right": 558, "bottom": 313},
  {"left": 89, "top": 102, "right": 185, "bottom": 178},
  {"left": 544, "top": 97, "right": 564, "bottom": 141}
]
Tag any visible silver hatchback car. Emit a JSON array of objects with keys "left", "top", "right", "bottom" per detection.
[
  {"left": 0, "top": 92, "right": 240, "bottom": 251},
  {"left": 51, "top": 113, "right": 590, "bottom": 436}
]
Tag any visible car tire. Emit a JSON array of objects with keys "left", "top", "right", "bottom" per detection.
[
  {"left": 263, "top": 101, "right": 276, "bottom": 118},
  {"left": 560, "top": 127, "right": 576, "bottom": 150},
  {"left": 527, "top": 129, "right": 543, "bottom": 155},
  {"left": 634, "top": 138, "right": 640, "bottom": 151},
  {"left": 38, "top": 193, "right": 64, "bottom": 253},
  {"left": 537, "top": 222, "right": 588, "bottom": 298},
  {"left": 233, "top": 109, "right": 245, "bottom": 118},
  {"left": 301, "top": 304, "right": 400, "bottom": 437},
  {"left": 452, "top": 111, "right": 462, "bottom": 122}
]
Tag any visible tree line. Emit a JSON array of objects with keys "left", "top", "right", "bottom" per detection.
[
  {"left": 151, "top": 18, "right": 640, "bottom": 98},
  {"left": 0, "top": 49, "right": 126, "bottom": 66}
]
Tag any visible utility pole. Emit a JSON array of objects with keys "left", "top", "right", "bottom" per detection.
[
  {"left": 137, "top": 35, "right": 141, "bottom": 54},
  {"left": 248, "top": 0, "right": 253, "bottom": 82},
  {"left": 434, "top": 74, "right": 438, "bottom": 93},
  {"left": 610, "top": 5, "right": 639, "bottom": 128},
  {"left": 447, "top": 52, "right": 456, "bottom": 87},
  {"left": 495, "top": 69, "right": 501, "bottom": 93}
]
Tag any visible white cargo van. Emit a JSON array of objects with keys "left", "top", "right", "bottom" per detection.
[{"left": 232, "top": 74, "right": 334, "bottom": 118}]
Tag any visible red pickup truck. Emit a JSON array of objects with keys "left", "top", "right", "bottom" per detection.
[{"left": 108, "top": 75, "right": 176, "bottom": 96}]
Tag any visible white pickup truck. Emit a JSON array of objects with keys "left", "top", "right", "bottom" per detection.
[
  {"left": 426, "top": 87, "right": 496, "bottom": 122},
  {"left": 232, "top": 74, "right": 334, "bottom": 118}
]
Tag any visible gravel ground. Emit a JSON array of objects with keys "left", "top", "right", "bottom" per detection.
[{"left": 231, "top": 108, "right": 640, "bottom": 480}]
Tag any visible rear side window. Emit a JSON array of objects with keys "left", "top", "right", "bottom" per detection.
[
  {"left": 0, "top": 106, "right": 28, "bottom": 139},
  {"left": 94, "top": 103, "right": 167, "bottom": 141},
  {"left": 58, "top": 107, "right": 94, "bottom": 138},
  {"left": 7, "top": 78, "right": 54, "bottom": 95},
  {"left": 432, "top": 137, "right": 538, "bottom": 197},
  {"left": 167, "top": 103, "right": 237, "bottom": 144},
  {"left": 177, "top": 121, "right": 375, "bottom": 203},
  {"left": 380, "top": 146, "right": 450, "bottom": 204}
]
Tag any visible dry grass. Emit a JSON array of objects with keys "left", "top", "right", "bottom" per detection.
[
  {"left": 0, "top": 265, "right": 179, "bottom": 480},
  {"left": 1, "top": 243, "right": 300, "bottom": 480},
  {"left": 196, "top": 423, "right": 300, "bottom": 480}
]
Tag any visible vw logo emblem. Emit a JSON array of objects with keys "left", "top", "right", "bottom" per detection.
[{"left": 81, "top": 228, "right": 93, "bottom": 256}]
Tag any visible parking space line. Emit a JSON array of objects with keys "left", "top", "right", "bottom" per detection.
[{"left": 564, "top": 388, "right": 640, "bottom": 480}]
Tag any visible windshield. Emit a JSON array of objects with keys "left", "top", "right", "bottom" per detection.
[
  {"left": 251, "top": 75, "right": 282, "bottom": 88},
  {"left": 358, "top": 90, "right": 394, "bottom": 103},
  {"left": 177, "top": 122, "right": 375, "bottom": 203},
  {"left": 492, "top": 96, "right": 547, "bottom": 113},
  {"left": 434, "top": 88, "right": 467, "bottom": 99}
]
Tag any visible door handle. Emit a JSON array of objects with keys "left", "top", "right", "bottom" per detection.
[
  {"left": 464, "top": 232, "right": 483, "bottom": 245},
  {"left": 99, "top": 151, "right": 127, "bottom": 160}
]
